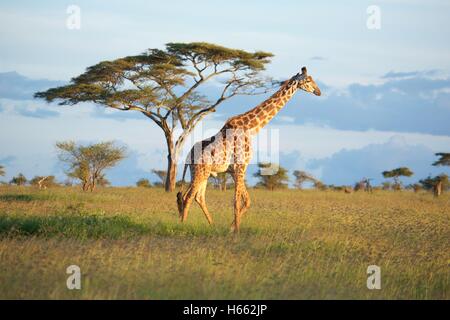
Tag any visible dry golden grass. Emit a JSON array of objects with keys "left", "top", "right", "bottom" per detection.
[{"left": 0, "top": 185, "right": 448, "bottom": 299}]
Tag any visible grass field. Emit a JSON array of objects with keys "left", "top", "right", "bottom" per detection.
[{"left": 0, "top": 185, "right": 448, "bottom": 299}]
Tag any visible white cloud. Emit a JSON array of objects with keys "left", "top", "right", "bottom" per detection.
[
  {"left": 2, "top": 1, "right": 450, "bottom": 86},
  {"left": 277, "top": 116, "right": 296, "bottom": 123}
]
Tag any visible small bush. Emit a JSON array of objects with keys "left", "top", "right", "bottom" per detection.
[{"left": 136, "top": 178, "right": 152, "bottom": 188}]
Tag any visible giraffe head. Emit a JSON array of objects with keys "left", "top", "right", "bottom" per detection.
[{"left": 292, "top": 67, "right": 321, "bottom": 96}]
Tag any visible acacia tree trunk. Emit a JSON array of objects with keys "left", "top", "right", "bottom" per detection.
[
  {"left": 90, "top": 180, "right": 96, "bottom": 192},
  {"left": 89, "top": 172, "right": 97, "bottom": 192},
  {"left": 393, "top": 176, "right": 401, "bottom": 190},
  {"left": 163, "top": 124, "right": 195, "bottom": 192},
  {"left": 82, "top": 180, "right": 89, "bottom": 192},
  {"left": 166, "top": 152, "right": 177, "bottom": 192},
  {"left": 164, "top": 133, "right": 181, "bottom": 192}
]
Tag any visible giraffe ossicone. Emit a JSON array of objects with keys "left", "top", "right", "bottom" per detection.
[{"left": 177, "top": 67, "right": 322, "bottom": 233}]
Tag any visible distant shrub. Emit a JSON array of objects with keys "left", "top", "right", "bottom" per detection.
[
  {"left": 381, "top": 181, "right": 391, "bottom": 190},
  {"left": 136, "top": 178, "right": 152, "bottom": 188},
  {"left": 354, "top": 181, "right": 365, "bottom": 192},
  {"left": 314, "top": 181, "right": 327, "bottom": 191},
  {"left": 407, "top": 184, "right": 422, "bottom": 193},
  {"left": 254, "top": 163, "right": 289, "bottom": 191},
  {"left": 10, "top": 173, "right": 27, "bottom": 186}
]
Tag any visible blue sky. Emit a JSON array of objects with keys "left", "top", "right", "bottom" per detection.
[{"left": 0, "top": 0, "right": 449, "bottom": 186}]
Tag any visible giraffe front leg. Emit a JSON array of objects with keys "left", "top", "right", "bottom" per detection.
[
  {"left": 195, "top": 180, "right": 214, "bottom": 225},
  {"left": 231, "top": 185, "right": 251, "bottom": 232},
  {"left": 231, "top": 187, "right": 242, "bottom": 234},
  {"left": 181, "top": 183, "right": 201, "bottom": 223},
  {"left": 181, "top": 166, "right": 210, "bottom": 223}
]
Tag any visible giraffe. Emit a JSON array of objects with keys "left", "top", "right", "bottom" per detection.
[
  {"left": 434, "top": 180, "right": 442, "bottom": 197},
  {"left": 177, "top": 67, "right": 321, "bottom": 233}
]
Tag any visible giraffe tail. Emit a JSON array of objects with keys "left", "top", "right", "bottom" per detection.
[
  {"left": 176, "top": 163, "right": 189, "bottom": 214},
  {"left": 179, "top": 162, "right": 189, "bottom": 192}
]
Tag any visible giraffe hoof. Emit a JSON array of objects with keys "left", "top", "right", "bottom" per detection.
[{"left": 229, "top": 225, "right": 239, "bottom": 235}]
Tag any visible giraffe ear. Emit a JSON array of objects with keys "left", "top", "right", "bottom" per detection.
[{"left": 301, "top": 67, "right": 307, "bottom": 75}]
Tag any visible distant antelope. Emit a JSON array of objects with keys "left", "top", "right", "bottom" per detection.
[{"left": 344, "top": 187, "right": 353, "bottom": 194}]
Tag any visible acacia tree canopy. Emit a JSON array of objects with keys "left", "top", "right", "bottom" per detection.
[
  {"left": 293, "top": 170, "right": 318, "bottom": 189},
  {"left": 152, "top": 169, "right": 167, "bottom": 185},
  {"left": 382, "top": 167, "right": 414, "bottom": 179},
  {"left": 382, "top": 167, "right": 413, "bottom": 189},
  {"left": 433, "top": 153, "right": 450, "bottom": 167},
  {"left": 35, "top": 42, "right": 274, "bottom": 192}
]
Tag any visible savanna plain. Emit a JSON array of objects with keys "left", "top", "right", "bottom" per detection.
[{"left": 0, "top": 186, "right": 448, "bottom": 299}]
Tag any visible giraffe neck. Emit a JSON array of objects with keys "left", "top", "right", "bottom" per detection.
[{"left": 240, "top": 80, "right": 299, "bottom": 134}]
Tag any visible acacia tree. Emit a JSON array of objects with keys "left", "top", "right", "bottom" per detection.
[
  {"left": 382, "top": 167, "right": 414, "bottom": 190},
  {"left": 293, "top": 170, "right": 317, "bottom": 189},
  {"left": 56, "top": 141, "right": 126, "bottom": 191},
  {"left": 35, "top": 42, "right": 273, "bottom": 192},
  {"left": 429, "top": 153, "right": 450, "bottom": 196},
  {"left": 254, "top": 163, "right": 289, "bottom": 191},
  {"left": 152, "top": 169, "right": 167, "bottom": 187}
]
